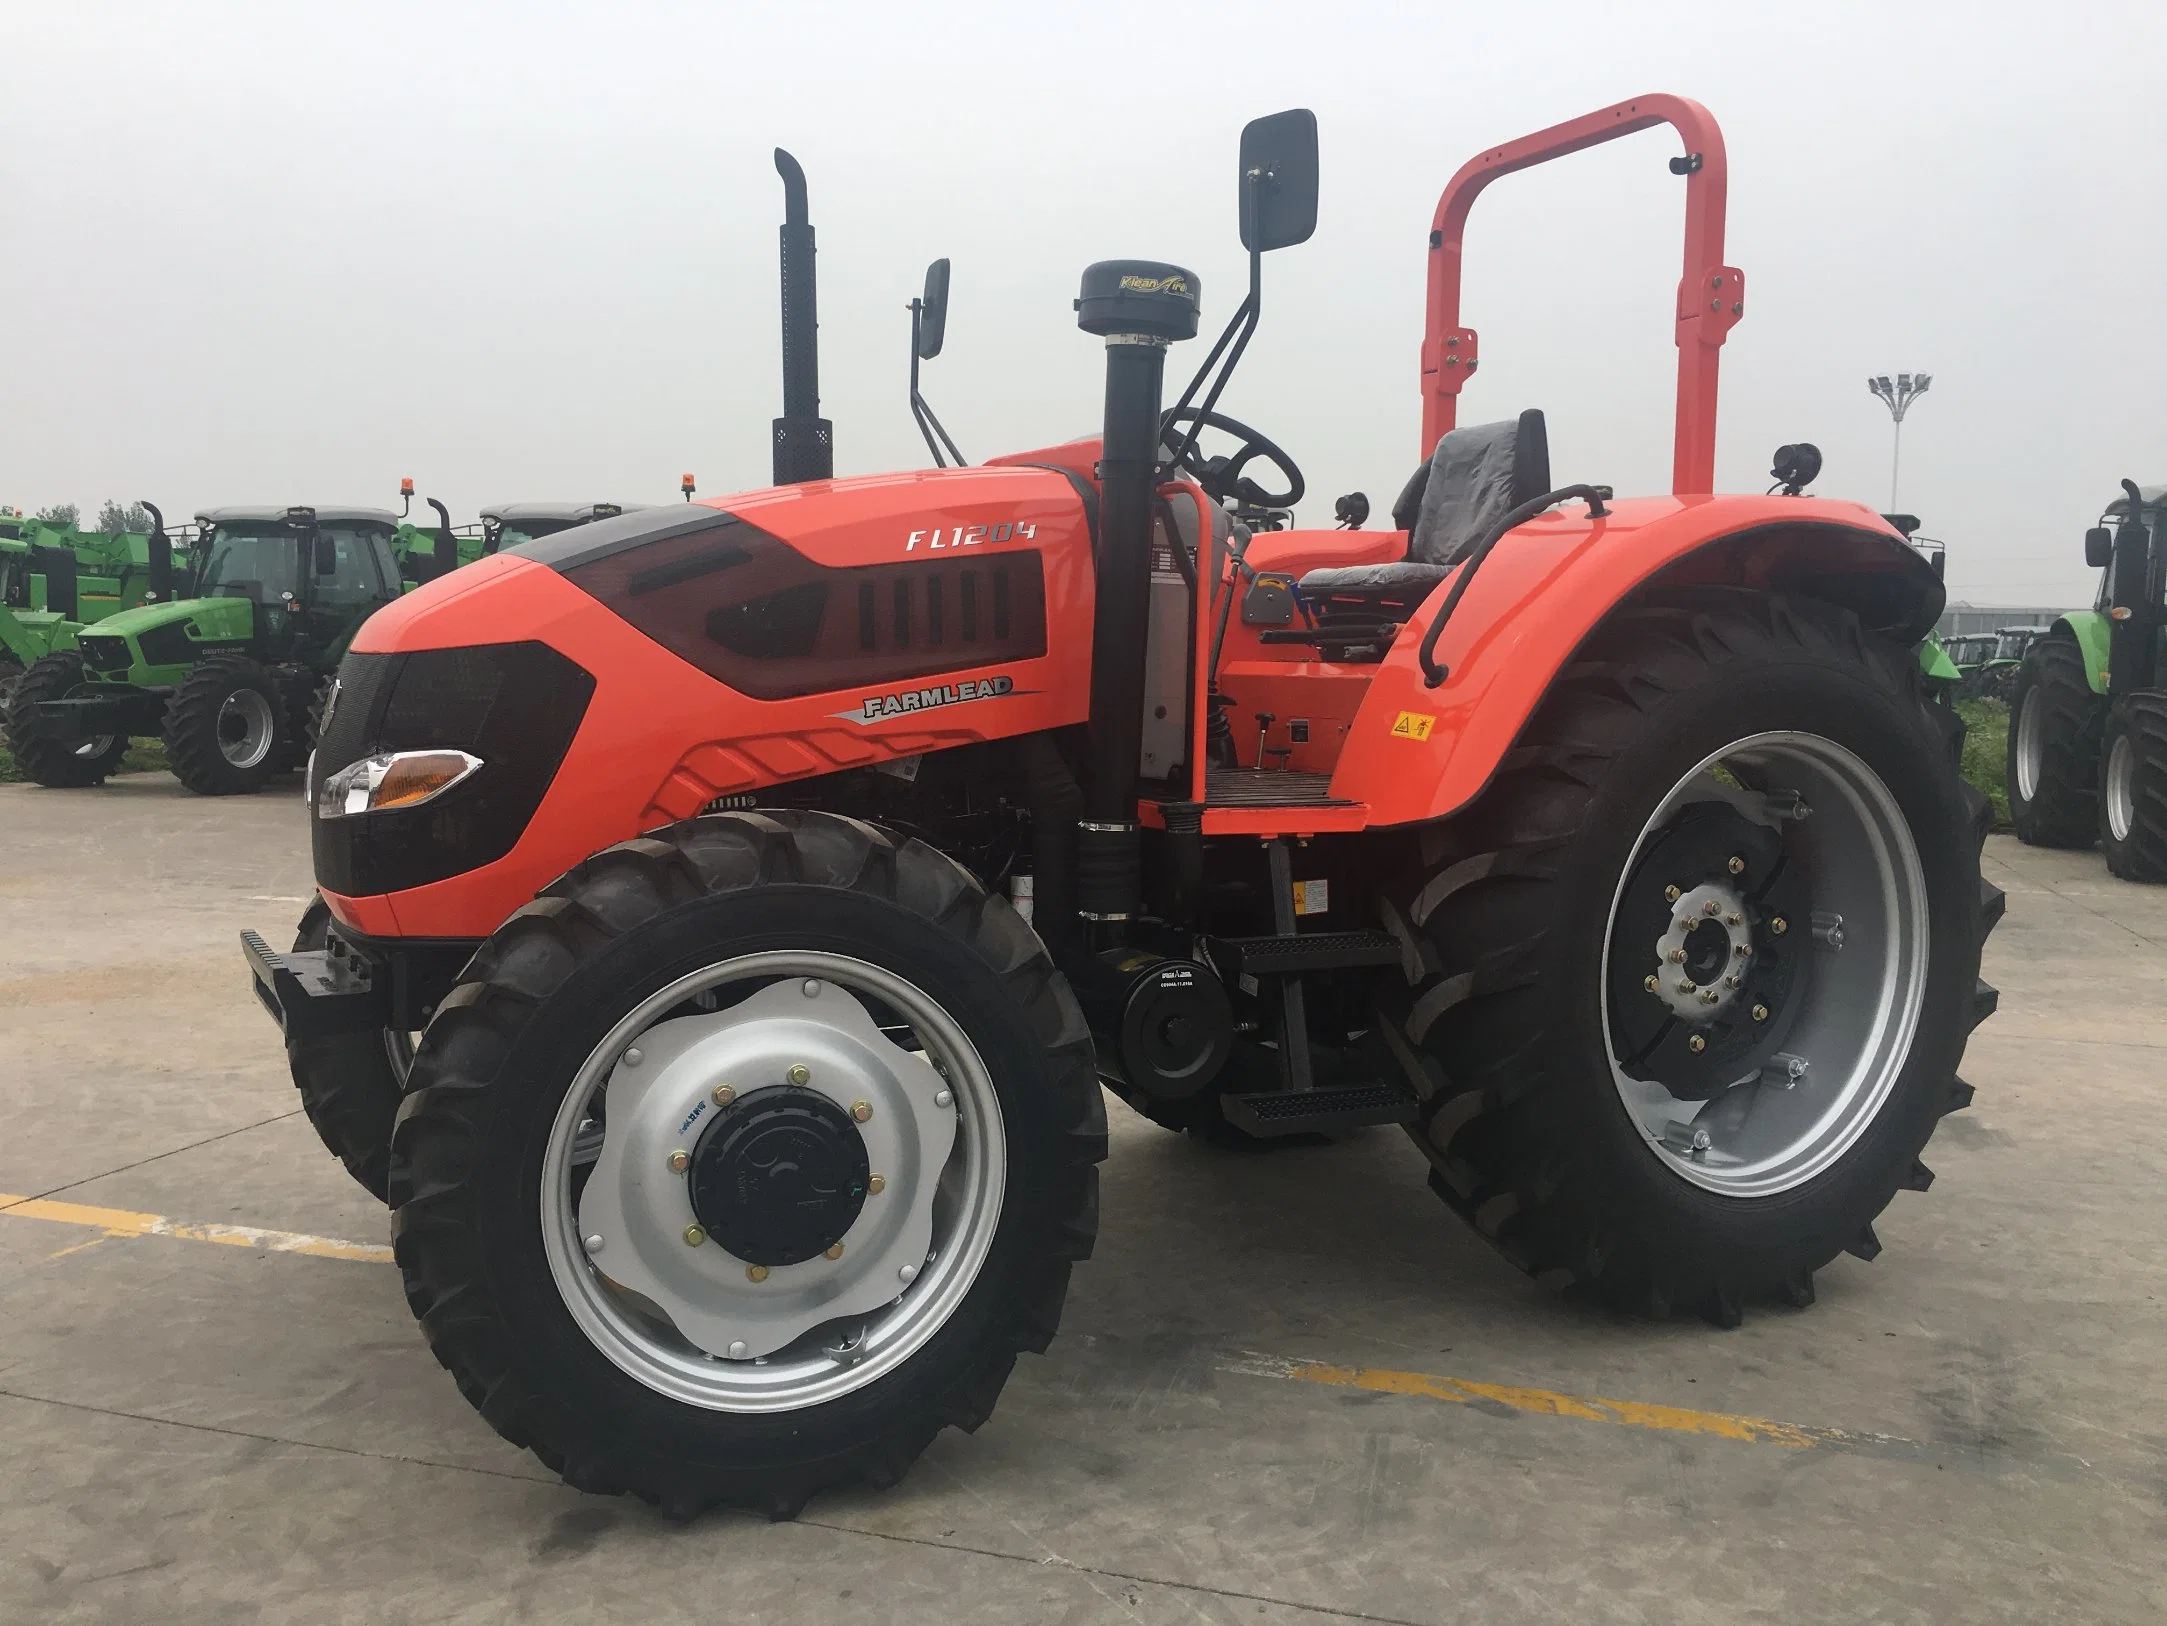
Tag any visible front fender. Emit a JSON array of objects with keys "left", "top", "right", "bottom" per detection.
[
  {"left": 1328, "top": 494, "right": 1941, "bottom": 826},
  {"left": 2053, "top": 610, "right": 2110, "bottom": 693}
]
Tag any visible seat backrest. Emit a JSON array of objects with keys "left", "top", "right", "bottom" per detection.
[{"left": 1392, "top": 409, "right": 1550, "bottom": 566}]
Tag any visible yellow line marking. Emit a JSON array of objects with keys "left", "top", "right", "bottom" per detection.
[
  {"left": 1221, "top": 1352, "right": 1913, "bottom": 1455},
  {"left": 0, "top": 1193, "right": 393, "bottom": 1264}
]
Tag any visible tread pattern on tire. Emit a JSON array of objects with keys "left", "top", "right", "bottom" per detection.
[
  {"left": 1391, "top": 590, "right": 2001, "bottom": 1325},
  {"left": 387, "top": 809, "right": 1105, "bottom": 1518},
  {"left": 162, "top": 653, "right": 285, "bottom": 796},
  {"left": 2102, "top": 691, "right": 2167, "bottom": 882},
  {"left": 1, "top": 651, "right": 127, "bottom": 787},
  {"left": 2008, "top": 634, "right": 2104, "bottom": 848},
  {"left": 286, "top": 899, "right": 406, "bottom": 1201}
]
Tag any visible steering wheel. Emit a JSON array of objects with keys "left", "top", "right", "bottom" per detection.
[{"left": 1160, "top": 408, "right": 1305, "bottom": 510}]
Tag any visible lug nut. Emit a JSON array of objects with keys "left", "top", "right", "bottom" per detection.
[
  {"left": 1752, "top": 1003, "right": 1771, "bottom": 1022},
  {"left": 1668, "top": 948, "right": 1687, "bottom": 964},
  {"left": 666, "top": 1149, "right": 690, "bottom": 1174},
  {"left": 803, "top": 979, "right": 822, "bottom": 997},
  {"left": 1724, "top": 974, "right": 1742, "bottom": 989},
  {"left": 788, "top": 1064, "right": 811, "bottom": 1086},
  {"left": 712, "top": 1083, "right": 735, "bottom": 1107},
  {"left": 727, "top": 1340, "right": 749, "bottom": 1359},
  {"left": 1688, "top": 1034, "right": 1707, "bottom": 1053},
  {"left": 1770, "top": 916, "right": 1789, "bottom": 936},
  {"left": 1664, "top": 884, "right": 1682, "bottom": 902},
  {"left": 1698, "top": 989, "right": 1719, "bottom": 1005},
  {"left": 1735, "top": 944, "right": 1752, "bottom": 958},
  {"left": 898, "top": 1263, "right": 918, "bottom": 1284},
  {"left": 934, "top": 1089, "right": 954, "bottom": 1109},
  {"left": 1676, "top": 980, "right": 1695, "bottom": 994},
  {"left": 746, "top": 1264, "right": 769, "bottom": 1283},
  {"left": 825, "top": 1243, "right": 845, "bottom": 1261},
  {"left": 682, "top": 1225, "right": 706, "bottom": 1247},
  {"left": 622, "top": 1046, "right": 644, "bottom": 1068},
  {"left": 582, "top": 1233, "right": 605, "bottom": 1255},
  {"left": 867, "top": 1174, "right": 886, "bottom": 1195},
  {"left": 851, "top": 1100, "right": 872, "bottom": 1123},
  {"left": 1703, "top": 899, "right": 1721, "bottom": 916},
  {"left": 1676, "top": 917, "right": 1693, "bottom": 931},
  {"left": 1727, "top": 855, "right": 1746, "bottom": 875},
  {"left": 1643, "top": 974, "right": 1661, "bottom": 993},
  {"left": 1725, "top": 912, "right": 1742, "bottom": 925}
]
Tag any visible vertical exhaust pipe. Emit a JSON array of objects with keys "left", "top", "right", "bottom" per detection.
[
  {"left": 772, "top": 149, "right": 833, "bottom": 484},
  {"left": 1072, "top": 260, "right": 1199, "bottom": 922},
  {"left": 143, "top": 500, "right": 173, "bottom": 602},
  {"left": 426, "top": 498, "right": 457, "bottom": 581}
]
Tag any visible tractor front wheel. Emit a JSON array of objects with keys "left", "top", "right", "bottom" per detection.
[
  {"left": 163, "top": 655, "right": 287, "bottom": 795},
  {"left": 286, "top": 899, "right": 413, "bottom": 1201},
  {"left": 1391, "top": 590, "right": 1998, "bottom": 1325},
  {"left": 2100, "top": 693, "right": 2167, "bottom": 882},
  {"left": 388, "top": 811, "right": 1104, "bottom": 1517},
  {"left": 1, "top": 652, "right": 128, "bottom": 787},
  {"left": 2008, "top": 634, "right": 2104, "bottom": 847}
]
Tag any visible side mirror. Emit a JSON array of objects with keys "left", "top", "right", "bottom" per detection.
[
  {"left": 314, "top": 535, "right": 338, "bottom": 576},
  {"left": 916, "top": 259, "right": 951, "bottom": 360},
  {"left": 1238, "top": 109, "right": 1318, "bottom": 253},
  {"left": 2086, "top": 525, "right": 2114, "bottom": 569}
]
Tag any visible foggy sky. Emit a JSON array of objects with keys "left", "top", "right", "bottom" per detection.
[{"left": 5, "top": 0, "right": 2162, "bottom": 607}]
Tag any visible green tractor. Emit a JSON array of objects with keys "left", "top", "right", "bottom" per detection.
[
  {"left": 2008, "top": 480, "right": 2167, "bottom": 878},
  {"left": 4, "top": 504, "right": 405, "bottom": 793},
  {"left": 386, "top": 490, "right": 646, "bottom": 584},
  {"left": 0, "top": 504, "right": 195, "bottom": 706}
]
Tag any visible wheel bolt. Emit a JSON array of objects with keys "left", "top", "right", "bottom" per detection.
[
  {"left": 1752, "top": 1003, "right": 1770, "bottom": 1022},
  {"left": 582, "top": 1233, "right": 604, "bottom": 1254},
  {"left": 788, "top": 1064, "right": 812, "bottom": 1086},
  {"left": 1698, "top": 989, "right": 1719, "bottom": 1005},
  {"left": 1727, "top": 855, "right": 1746, "bottom": 875},
  {"left": 682, "top": 1224, "right": 706, "bottom": 1247},
  {"left": 1643, "top": 974, "right": 1661, "bottom": 993},
  {"left": 1664, "top": 884, "right": 1682, "bottom": 902},
  {"left": 622, "top": 1046, "right": 644, "bottom": 1067},
  {"left": 727, "top": 1340, "right": 748, "bottom": 1359},
  {"left": 1735, "top": 944, "right": 1752, "bottom": 958},
  {"left": 825, "top": 1243, "right": 845, "bottom": 1261},
  {"left": 1770, "top": 916, "right": 1789, "bottom": 936},
  {"left": 1725, "top": 912, "right": 1742, "bottom": 925},
  {"left": 712, "top": 1083, "right": 735, "bottom": 1107},
  {"left": 666, "top": 1149, "right": 690, "bottom": 1174},
  {"left": 934, "top": 1089, "right": 954, "bottom": 1109},
  {"left": 867, "top": 1174, "right": 886, "bottom": 1195},
  {"left": 1702, "top": 899, "right": 1721, "bottom": 916},
  {"left": 1676, "top": 980, "right": 1694, "bottom": 994},
  {"left": 802, "top": 979, "right": 822, "bottom": 997},
  {"left": 1724, "top": 974, "right": 1742, "bottom": 989},
  {"left": 898, "top": 1263, "right": 918, "bottom": 1284},
  {"left": 1668, "top": 948, "right": 1686, "bottom": 964},
  {"left": 746, "top": 1264, "right": 769, "bottom": 1283},
  {"left": 1688, "top": 1034, "right": 1707, "bottom": 1053},
  {"left": 851, "top": 1100, "right": 872, "bottom": 1123}
]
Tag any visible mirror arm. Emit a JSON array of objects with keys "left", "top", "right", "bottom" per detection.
[
  {"left": 1161, "top": 224, "right": 1264, "bottom": 476},
  {"left": 908, "top": 301, "right": 966, "bottom": 468}
]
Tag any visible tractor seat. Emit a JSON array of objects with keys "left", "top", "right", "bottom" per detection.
[{"left": 1297, "top": 409, "right": 1549, "bottom": 605}]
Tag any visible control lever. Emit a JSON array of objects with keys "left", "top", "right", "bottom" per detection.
[{"left": 1253, "top": 712, "right": 1276, "bottom": 769}]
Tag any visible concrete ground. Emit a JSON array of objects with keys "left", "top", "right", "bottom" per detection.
[{"left": 2, "top": 775, "right": 2164, "bottom": 1626}]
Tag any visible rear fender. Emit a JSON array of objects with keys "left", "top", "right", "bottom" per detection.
[
  {"left": 1328, "top": 495, "right": 1942, "bottom": 826},
  {"left": 2052, "top": 610, "right": 2110, "bottom": 693}
]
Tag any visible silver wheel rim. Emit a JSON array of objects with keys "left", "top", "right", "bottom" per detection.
[
  {"left": 75, "top": 734, "right": 117, "bottom": 760},
  {"left": 216, "top": 689, "right": 275, "bottom": 769},
  {"left": 1601, "top": 731, "right": 1930, "bottom": 1198},
  {"left": 540, "top": 950, "right": 1005, "bottom": 1413},
  {"left": 2106, "top": 733, "right": 2136, "bottom": 843},
  {"left": 2014, "top": 686, "right": 2045, "bottom": 804}
]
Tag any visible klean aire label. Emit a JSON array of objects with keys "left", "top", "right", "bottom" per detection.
[{"left": 1390, "top": 711, "right": 1436, "bottom": 741}]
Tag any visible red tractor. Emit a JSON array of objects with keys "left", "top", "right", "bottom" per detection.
[{"left": 245, "top": 97, "right": 1999, "bottom": 1518}]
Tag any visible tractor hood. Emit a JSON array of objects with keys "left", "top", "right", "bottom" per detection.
[
  {"left": 89, "top": 595, "right": 254, "bottom": 642},
  {"left": 72, "top": 595, "right": 257, "bottom": 680}
]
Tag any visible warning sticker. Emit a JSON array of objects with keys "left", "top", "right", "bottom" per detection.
[
  {"left": 1390, "top": 711, "right": 1436, "bottom": 741},
  {"left": 1292, "top": 879, "right": 1330, "bottom": 916}
]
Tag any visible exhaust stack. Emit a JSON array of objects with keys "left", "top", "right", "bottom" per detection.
[{"left": 772, "top": 149, "right": 833, "bottom": 484}]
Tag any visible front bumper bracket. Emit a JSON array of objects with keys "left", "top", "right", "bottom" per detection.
[{"left": 240, "top": 929, "right": 389, "bottom": 1042}]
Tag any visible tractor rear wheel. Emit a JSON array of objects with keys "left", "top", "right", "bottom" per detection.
[
  {"left": 388, "top": 811, "right": 1104, "bottom": 1517},
  {"left": 2008, "top": 634, "right": 2104, "bottom": 847},
  {"left": 1389, "top": 590, "right": 1998, "bottom": 1325},
  {"left": 0, "top": 651, "right": 22, "bottom": 714},
  {"left": 287, "top": 899, "right": 413, "bottom": 1201},
  {"left": 2, "top": 652, "right": 128, "bottom": 787},
  {"left": 2100, "top": 693, "right": 2167, "bottom": 882},
  {"left": 163, "top": 654, "right": 287, "bottom": 795}
]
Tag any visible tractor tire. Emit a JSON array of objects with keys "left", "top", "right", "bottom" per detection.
[
  {"left": 0, "top": 651, "right": 22, "bottom": 714},
  {"left": 287, "top": 899, "right": 413, "bottom": 1201},
  {"left": 1, "top": 652, "right": 129, "bottom": 787},
  {"left": 162, "top": 654, "right": 288, "bottom": 796},
  {"left": 2008, "top": 634, "right": 2104, "bottom": 847},
  {"left": 1386, "top": 590, "right": 1999, "bottom": 1326},
  {"left": 2101, "top": 693, "right": 2167, "bottom": 882},
  {"left": 388, "top": 810, "right": 1105, "bottom": 1518}
]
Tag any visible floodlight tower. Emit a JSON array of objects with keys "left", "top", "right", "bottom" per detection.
[{"left": 1867, "top": 372, "right": 1931, "bottom": 512}]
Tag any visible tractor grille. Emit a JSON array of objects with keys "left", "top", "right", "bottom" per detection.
[
  {"left": 311, "top": 642, "right": 594, "bottom": 898},
  {"left": 76, "top": 634, "right": 131, "bottom": 674}
]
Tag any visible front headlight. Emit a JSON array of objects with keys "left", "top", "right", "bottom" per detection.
[{"left": 316, "top": 749, "right": 483, "bottom": 819}]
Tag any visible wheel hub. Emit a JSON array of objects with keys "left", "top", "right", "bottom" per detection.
[{"left": 689, "top": 1087, "right": 870, "bottom": 1267}]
